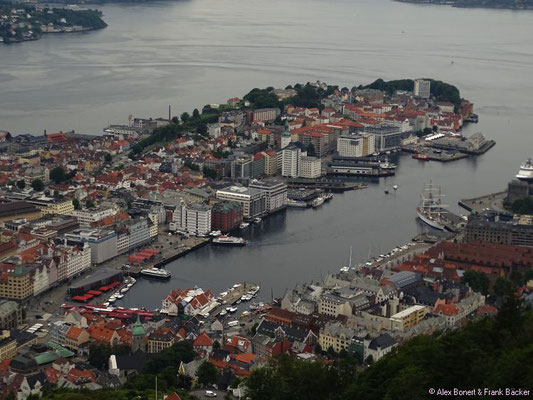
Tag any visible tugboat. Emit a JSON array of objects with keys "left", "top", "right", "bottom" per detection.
[
  {"left": 212, "top": 235, "right": 247, "bottom": 246},
  {"left": 516, "top": 158, "right": 533, "bottom": 181},
  {"left": 412, "top": 153, "right": 430, "bottom": 161}
]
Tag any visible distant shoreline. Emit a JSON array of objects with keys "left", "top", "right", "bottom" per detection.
[{"left": 394, "top": 0, "right": 533, "bottom": 10}]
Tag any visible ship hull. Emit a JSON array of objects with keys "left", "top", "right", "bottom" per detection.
[
  {"left": 416, "top": 209, "right": 446, "bottom": 231},
  {"left": 212, "top": 241, "right": 247, "bottom": 247}
]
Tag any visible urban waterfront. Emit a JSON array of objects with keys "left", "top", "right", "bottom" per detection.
[{"left": 1, "top": 0, "right": 532, "bottom": 308}]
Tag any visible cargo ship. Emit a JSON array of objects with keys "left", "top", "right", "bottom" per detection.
[{"left": 212, "top": 235, "right": 247, "bottom": 246}]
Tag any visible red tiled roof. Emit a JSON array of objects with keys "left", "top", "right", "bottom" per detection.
[{"left": 193, "top": 332, "right": 213, "bottom": 347}]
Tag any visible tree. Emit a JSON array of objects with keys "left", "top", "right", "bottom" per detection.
[
  {"left": 192, "top": 108, "right": 200, "bottom": 119},
  {"left": 461, "top": 270, "right": 489, "bottom": 295},
  {"left": 31, "top": 179, "right": 44, "bottom": 192},
  {"left": 196, "top": 361, "right": 218, "bottom": 386},
  {"left": 202, "top": 166, "right": 217, "bottom": 180},
  {"left": 86, "top": 199, "right": 95, "bottom": 209},
  {"left": 172, "top": 116, "right": 179, "bottom": 124},
  {"left": 50, "top": 167, "right": 66, "bottom": 184},
  {"left": 509, "top": 270, "right": 524, "bottom": 287},
  {"left": 511, "top": 196, "right": 533, "bottom": 215},
  {"left": 181, "top": 112, "right": 190, "bottom": 123},
  {"left": 88, "top": 343, "right": 112, "bottom": 369},
  {"left": 72, "top": 198, "right": 81, "bottom": 210},
  {"left": 307, "top": 143, "right": 316, "bottom": 157},
  {"left": 493, "top": 277, "right": 513, "bottom": 297},
  {"left": 197, "top": 123, "right": 208, "bottom": 136},
  {"left": 16, "top": 179, "right": 25, "bottom": 189},
  {"left": 104, "top": 153, "right": 112, "bottom": 163},
  {"left": 213, "top": 340, "right": 220, "bottom": 350}
]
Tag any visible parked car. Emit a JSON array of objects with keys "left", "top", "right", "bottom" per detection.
[{"left": 205, "top": 391, "right": 217, "bottom": 397}]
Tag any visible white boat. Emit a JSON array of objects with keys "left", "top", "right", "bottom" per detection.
[
  {"left": 226, "top": 306, "right": 238, "bottom": 313},
  {"left": 210, "top": 230, "right": 222, "bottom": 237},
  {"left": 254, "top": 217, "right": 262, "bottom": 223},
  {"left": 516, "top": 158, "right": 533, "bottom": 181},
  {"left": 311, "top": 196, "right": 325, "bottom": 208},
  {"left": 393, "top": 185, "right": 398, "bottom": 190},
  {"left": 287, "top": 199, "right": 308, "bottom": 208},
  {"left": 120, "top": 287, "right": 129, "bottom": 294},
  {"left": 115, "top": 293, "right": 124, "bottom": 299},
  {"left": 239, "top": 222, "right": 250, "bottom": 229},
  {"left": 108, "top": 297, "right": 116, "bottom": 303},
  {"left": 219, "top": 310, "right": 227, "bottom": 316},
  {"left": 140, "top": 267, "right": 171, "bottom": 279},
  {"left": 212, "top": 236, "right": 247, "bottom": 246}
]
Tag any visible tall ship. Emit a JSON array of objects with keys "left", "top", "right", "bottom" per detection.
[
  {"left": 416, "top": 183, "right": 450, "bottom": 231},
  {"left": 212, "top": 235, "right": 247, "bottom": 246},
  {"left": 516, "top": 158, "right": 533, "bottom": 181},
  {"left": 140, "top": 267, "right": 171, "bottom": 279}
]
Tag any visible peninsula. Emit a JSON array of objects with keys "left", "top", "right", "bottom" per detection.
[
  {"left": 395, "top": 0, "right": 533, "bottom": 10},
  {"left": 0, "top": 4, "right": 107, "bottom": 44}
]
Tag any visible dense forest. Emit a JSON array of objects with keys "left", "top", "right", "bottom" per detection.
[{"left": 395, "top": 0, "right": 533, "bottom": 10}]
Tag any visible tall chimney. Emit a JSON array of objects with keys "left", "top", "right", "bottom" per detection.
[{"left": 169, "top": 105, "right": 171, "bottom": 121}]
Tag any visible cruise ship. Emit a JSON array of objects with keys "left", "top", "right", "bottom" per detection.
[
  {"left": 516, "top": 159, "right": 533, "bottom": 181},
  {"left": 416, "top": 183, "right": 450, "bottom": 231},
  {"left": 212, "top": 235, "right": 247, "bottom": 246},
  {"left": 140, "top": 267, "right": 171, "bottom": 279}
]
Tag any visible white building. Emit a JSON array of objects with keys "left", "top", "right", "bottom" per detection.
[
  {"left": 71, "top": 207, "right": 116, "bottom": 228},
  {"left": 337, "top": 134, "right": 375, "bottom": 158},
  {"left": 299, "top": 156, "right": 321, "bottom": 179},
  {"left": 216, "top": 186, "right": 267, "bottom": 219},
  {"left": 414, "top": 79, "right": 431, "bottom": 99},
  {"left": 248, "top": 179, "right": 288, "bottom": 213},
  {"left": 63, "top": 243, "right": 91, "bottom": 279},
  {"left": 170, "top": 203, "right": 212, "bottom": 236},
  {"left": 281, "top": 145, "right": 301, "bottom": 178}
]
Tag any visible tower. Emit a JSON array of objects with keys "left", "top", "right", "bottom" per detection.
[
  {"left": 281, "top": 120, "right": 291, "bottom": 149},
  {"left": 131, "top": 314, "right": 146, "bottom": 353}
]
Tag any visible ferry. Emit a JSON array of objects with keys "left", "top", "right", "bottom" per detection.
[
  {"left": 212, "top": 235, "right": 247, "bottom": 246},
  {"left": 516, "top": 158, "right": 533, "bottom": 181},
  {"left": 140, "top": 267, "right": 171, "bottom": 279},
  {"left": 412, "top": 153, "right": 430, "bottom": 161}
]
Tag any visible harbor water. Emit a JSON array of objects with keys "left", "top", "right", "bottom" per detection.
[{"left": 1, "top": 0, "right": 533, "bottom": 308}]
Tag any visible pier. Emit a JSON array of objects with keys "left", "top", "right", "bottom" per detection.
[
  {"left": 458, "top": 191, "right": 507, "bottom": 213},
  {"left": 122, "top": 236, "right": 211, "bottom": 277}
]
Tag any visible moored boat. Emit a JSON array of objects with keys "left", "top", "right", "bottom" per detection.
[
  {"left": 140, "top": 267, "right": 171, "bottom": 279},
  {"left": 412, "top": 153, "right": 430, "bottom": 161},
  {"left": 212, "top": 235, "right": 247, "bottom": 246},
  {"left": 516, "top": 158, "right": 533, "bottom": 181}
]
